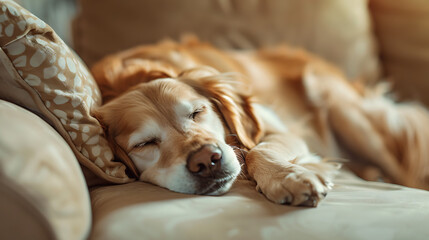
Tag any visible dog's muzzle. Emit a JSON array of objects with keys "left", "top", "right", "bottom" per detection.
[{"left": 186, "top": 144, "right": 237, "bottom": 195}]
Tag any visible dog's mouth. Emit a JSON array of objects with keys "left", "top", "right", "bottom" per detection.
[{"left": 197, "top": 175, "right": 237, "bottom": 195}]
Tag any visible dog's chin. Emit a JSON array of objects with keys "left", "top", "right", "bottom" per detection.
[{"left": 197, "top": 175, "right": 238, "bottom": 196}]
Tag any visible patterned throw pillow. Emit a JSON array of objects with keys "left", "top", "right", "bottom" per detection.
[{"left": 0, "top": 0, "right": 131, "bottom": 183}]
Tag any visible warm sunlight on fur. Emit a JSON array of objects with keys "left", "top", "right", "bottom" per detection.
[{"left": 91, "top": 38, "right": 429, "bottom": 207}]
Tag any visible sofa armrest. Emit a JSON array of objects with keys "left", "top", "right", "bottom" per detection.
[{"left": 0, "top": 100, "right": 91, "bottom": 240}]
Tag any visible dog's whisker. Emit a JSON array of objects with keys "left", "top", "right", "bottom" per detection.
[
  {"left": 227, "top": 134, "right": 238, "bottom": 137},
  {"left": 322, "top": 157, "right": 350, "bottom": 163}
]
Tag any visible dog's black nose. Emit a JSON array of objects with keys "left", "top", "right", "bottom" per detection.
[{"left": 187, "top": 144, "right": 222, "bottom": 177}]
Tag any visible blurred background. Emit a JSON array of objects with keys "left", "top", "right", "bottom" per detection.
[
  {"left": 17, "top": 0, "right": 77, "bottom": 45},
  {"left": 16, "top": 0, "right": 429, "bottom": 106}
]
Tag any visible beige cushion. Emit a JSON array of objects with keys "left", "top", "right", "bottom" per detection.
[
  {"left": 0, "top": 179, "right": 56, "bottom": 240},
  {"left": 0, "top": 100, "right": 91, "bottom": 240},
  {"left": 0, "top": 0, "right": 130, "bottom": 183},
  {"left": 89, "top": 171, "right": 429, "bottom": 240},
  {"left": 370, "top": 0, "right": 429, "bottom": 105},
  {"left": 73, "top": 0, "right": 380, "bottom": 82}
]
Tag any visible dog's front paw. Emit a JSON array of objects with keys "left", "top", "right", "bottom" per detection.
[{"left": 256, "top": 167, "right": 333, "bottom": 207}]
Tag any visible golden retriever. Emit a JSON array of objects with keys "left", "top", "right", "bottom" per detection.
[{"left": 91, "top": 38, "right": 429, "bottom": 207}]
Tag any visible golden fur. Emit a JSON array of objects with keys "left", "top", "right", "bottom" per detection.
[{"left": 92, "top": 38, "right": 429, "bottom": 207}]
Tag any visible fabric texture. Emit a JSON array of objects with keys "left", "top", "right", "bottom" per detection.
[
  {"left": 73, "top": 0, "right": 380, "bottom": 82},
  {"left": 0, "top": 178, "right": 56, "bottom": 240},
  {"left": 370, "top": 0, "right": 429, "bottom": 106},
  {"left": 0, "top": 100, "right": 91, "bottom": 240},
  {"left": 0, "top": 0, "right": 130, "bottom": 183},
  {"left": 89, "top": 171, "right": 429, "bottom": 240}
]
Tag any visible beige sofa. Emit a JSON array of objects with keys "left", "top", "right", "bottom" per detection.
[
  {"left": 2, "top": 99, "right": 429, "bottom": 240},
  {"left": 2, "top": 0, "right": 429, "bottom": 239}
]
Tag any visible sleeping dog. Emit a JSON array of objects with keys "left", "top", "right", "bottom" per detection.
[{"left": 91, "top": 38, "right": 429, "bottom": 207}]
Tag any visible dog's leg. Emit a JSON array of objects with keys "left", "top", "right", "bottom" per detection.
[
  {"left": 326, "top": 100, "right": 408, "bottom": 183},
  {"left": 245, "top": 129, "right": 340, "bottom": 207},
  {"left": 303, "top": 65, "right": 429, "bottom": 188}
]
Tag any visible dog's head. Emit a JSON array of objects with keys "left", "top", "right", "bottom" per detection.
[{"left": 93, "top": 63, "right": 262, "bottom": 195}]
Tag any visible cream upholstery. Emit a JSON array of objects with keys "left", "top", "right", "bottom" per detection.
[
  {"left": 0, "top": 100, "right": 91, "bottom": 240},
  {"left": 90, "top": 172, "right": 429, "bottom": 240}
]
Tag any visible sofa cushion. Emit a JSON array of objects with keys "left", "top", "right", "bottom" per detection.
[
  {"left": 0, "top": 0, "right": 131, "bottom": 183},
  {"left": 0, "top": 100, "right": 91, "bottom": 240},
  {"left": 73, "top": 0, "right": 380, "bottom": 82},
  {"left": 89, "top": 172, "right": 429, "bottom": 240},
  {"left": 370, "top": 0, "right": 429, "bottom": 106}
]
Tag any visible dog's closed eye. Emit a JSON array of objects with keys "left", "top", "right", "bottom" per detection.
[
  {"left": 133, "top": 138, "right": 159, "bottom": 149},
  {"left": 189, "top": 106, "right": 206, "bottom": 121}
]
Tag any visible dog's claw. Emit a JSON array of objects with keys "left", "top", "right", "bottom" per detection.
[
  {"left": 300, "top": 198, "right": 318, "bottom": 207},
  {"left": 282, "top": 196, "right": 292, "bottom": 205},
  {"left": 298, "top": 194, "right": 318, "bottom": 207}
]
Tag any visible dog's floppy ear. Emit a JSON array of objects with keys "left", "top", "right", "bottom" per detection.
[
  {"left": 92, "top": 109, "right": 140, "bottom": 178},
  {"left": 180, "top": 67, "right": 263, "bottom": 149},
  {"left": 91, "top": 55, "right": 177, "bottom": 102}
]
